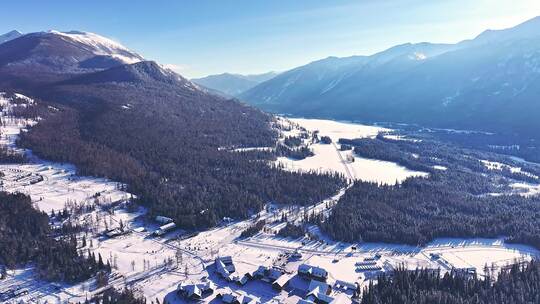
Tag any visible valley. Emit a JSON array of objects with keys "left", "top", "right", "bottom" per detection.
[
  {"left": 2, "top": 9, "right": 540, "bottom": 303},
  {"left": 1, "top": 92, "right": 539, "bottom": 303}
]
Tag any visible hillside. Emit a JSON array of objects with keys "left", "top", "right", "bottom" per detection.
[
  {"left": 240, "top": 16, "right": 540, "bottom": 141},
  {"left": 0, "top": 31, "right": 345, "bottom": 229}
]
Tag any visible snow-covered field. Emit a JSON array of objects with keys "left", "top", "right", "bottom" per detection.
[
  {"left": 242, "top": 233, "right": 538, "bottom": 289},
  {"left": 480, "top": 159, "right": 540, "bottom": 196},
  {"left": 481, "top": 159, "right": 539, "bottom": 180},
  {"left": 0, "top": 163, "right": 131, "bottom": 213},
  {"left": 276, "top": 118, "right": 428, "bottom": 184}
]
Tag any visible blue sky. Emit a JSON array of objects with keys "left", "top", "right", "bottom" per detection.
[{"left": 3, "top": 0, "right": 540, "bottom": 78}]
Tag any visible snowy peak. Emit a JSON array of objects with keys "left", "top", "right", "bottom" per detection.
[
  {"left": 0, "top": 30, "right": 146, "bottom": 78},
  {"left": 0, "top": 30, "right": 23, "bottom": 44},
  {"left": 42, "top": 30, "right": 143, "bottom": 64}
]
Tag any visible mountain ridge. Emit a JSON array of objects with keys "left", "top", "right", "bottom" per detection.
[
  {"left": 192, "top": 71, "right": 277, "bottom": 96},
  {"left": 240, "top": 16, "right": 540, "bottom": 139},
  {"left": 0, "top": 28, "right": 344, "bottom": 231}
]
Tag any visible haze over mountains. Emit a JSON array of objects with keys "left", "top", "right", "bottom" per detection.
[
  {"left": 191, "top": 71, "right": 277, "bottom": 96},
  {"left": 240, "top": 16, "right": 540, "bottom": 140}
]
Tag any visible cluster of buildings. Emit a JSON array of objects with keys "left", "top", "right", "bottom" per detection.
[
  {"left": 177, "top": 280, "right": 215, "bottom": 300},
  {"left": 0, "top": 168, "right": 43, "bottom": 188},
  {"left": 177, "top": 256, "right": 367, "bottom": 304}
]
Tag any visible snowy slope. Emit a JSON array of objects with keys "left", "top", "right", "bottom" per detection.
[
  {"left": 0, "top": 30, "right": 145, "bottom": 80},
  {"left": 45, "top": 30, "right": 143, "bottom": 64}
]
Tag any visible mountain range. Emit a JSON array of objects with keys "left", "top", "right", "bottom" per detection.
[
  {"left": 191, "top": 72, "right": 277, "bottom": 96},
  {"left": 240, "top": 16, "right": 540, "bottom": 140},
  {"left": 0, "top": 29, "right": 341, "bottom": 228}
]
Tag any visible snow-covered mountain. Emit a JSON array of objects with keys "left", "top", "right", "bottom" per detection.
[
  {"left": 0, "top": 30, "right": 143, "bottom": 82},
  {"left": 43, "top": 30, "right": 143, "bottom": 64},
  {"left": 192, "top": 72, "right": 277, "bottom": 96},
  {"left": 240, "top": 16, "right": 540, "bottom": 139},
  {"left": 0, "top": 30, "right": 22, "bottom": 44}
]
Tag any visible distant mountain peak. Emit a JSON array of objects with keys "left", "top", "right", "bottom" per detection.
[
  {"left": 0, "top": 30, "right": 23, "bottom": 44},
  {"left": 474, "top": 15, "right": 540, "bottom": 44},
  {"left": 192, "top": 71, "right": 278, "bottom": 96},
  {"left": 240, "top": 15, "right": 540, "bottom": 140},
  {"left": 0, "top": 29, "right": 145, "bottom": 80}
]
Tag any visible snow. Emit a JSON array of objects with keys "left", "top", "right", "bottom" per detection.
[
  {"left": 510, "top": 182, "right": 540, "bottom": 197},
  {"left": 288, "top": 118, "right": 387, "bottom": 141},
  {"left": 0, "top": 93, "right": 132, "bottom": 214},
  {"left": 46, "top": 30, "right": 143, "bottom": 64},
  {"left": 382, "top": 134, "right": 421, "bottom": 142},
  {"left": 481, "top": 159, "right": 539, "bottom": 179},
  {"left": 240, "top": 232, "right": 538, "bottom": 294},
  {"left": 0, "top": 94, "right": 538, "bottom": 303},
  {"left": 275, "top": 118, "right": 428, "bottom": 184},
  {"left": 410, "top": 52, "right": 427, "bottom": 60},
  {"left": 0, "top": 164, "right": 131, "bottom": 213},
  {"left": 232, "top": 147, "right": 275, "bottom": 152}
]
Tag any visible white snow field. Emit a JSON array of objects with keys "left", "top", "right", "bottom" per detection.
[
  {"left": 479, "top": 159, "right": 540, "bottom": 196},
  {"left": 275, "top": 117, "right": 428, "bottom": 184},
  {"left": 481, "top": 159, "right": 539, "bottom": 180},
  {"left": 0, "top": 163, "right": 131, "bottom": 214}
]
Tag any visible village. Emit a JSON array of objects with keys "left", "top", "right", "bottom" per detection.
[{"left": 0, "top": 93, "right": 538, "bottom": 304}]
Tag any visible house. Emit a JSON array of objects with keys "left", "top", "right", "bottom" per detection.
[
  {"left": 105, "top": 227, "right": 129, "bottom": 238},
  {"left": 221, "top": 292, "right": 239, "bottom": 304},
  {"left": 215, "top": 256, "right": 250, "bottom": 285},
  {"left": 219, "top": 291, "right": 259, "bottom": 304},
  {"left": 250, "top": 266, "right": 268, "bottom": 279},
  {"left": 238, "top": 294, "right": 259, "bottom": 304},
  {"left": 305, "top": 280, "right": 333, "bottom": 304},
  {"left": 334, "top": 280, "right": 357, "bottom": 292},
  {"left": 273, "top": 273, "right": 294, "bottom": 290},
  {"left": 298, "top": 264, "right": 328, "bottom": 281},
  {"left": 153, "top": 222, "right": 176, "bottom": 236},
  {"left": 177, "top": 280, "right": 215, "bottom": 299},
  {"left": 216, "top": 256, "right": 236, "bottom": 279},
  {"left": 233, "top": 274, "right": 250, "bottom": 285},
  {"left": 268, "top": 267, "right": 284, "bottom": 281}
]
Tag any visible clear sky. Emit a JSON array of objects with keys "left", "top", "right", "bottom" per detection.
[{"left": 2, "top": 0, "right": 540, "bottom": 78}]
